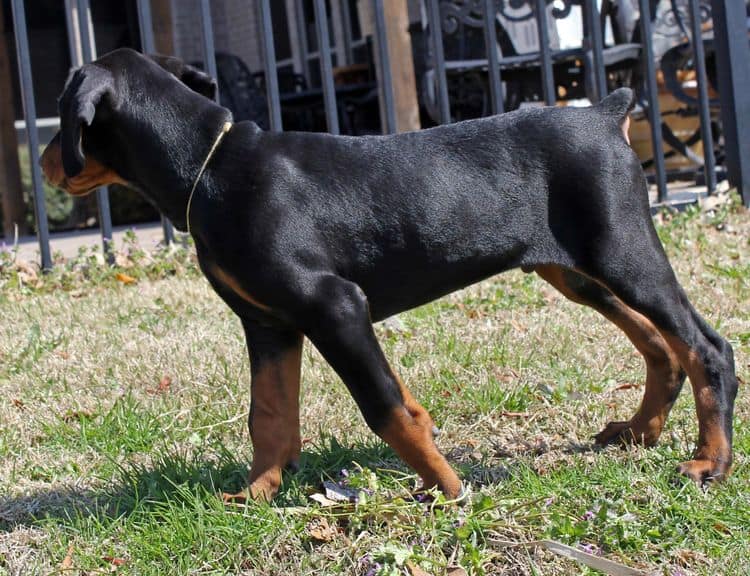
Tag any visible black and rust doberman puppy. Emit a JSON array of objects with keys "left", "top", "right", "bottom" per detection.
[{"left": 41, "top": 48, "right": 738, "bottom": 501}]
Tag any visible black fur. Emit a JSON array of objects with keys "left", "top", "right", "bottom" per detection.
[{"left": 59, "top": 64, "right": 116, "bottom": 177}]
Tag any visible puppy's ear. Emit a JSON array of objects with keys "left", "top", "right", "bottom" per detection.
[
  {"left": 58, "top": 65, "right": 116, "bottom": 177},
  {"left": 179, "top": 64, "right": 218, "bottom": 100},
  {"left": 148, "top": 54, "right": 217, "bottom": 100}
]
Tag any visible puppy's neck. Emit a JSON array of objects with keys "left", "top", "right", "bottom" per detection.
[{"left": 109, "top": 97, "right": 234, "bottom": 231}]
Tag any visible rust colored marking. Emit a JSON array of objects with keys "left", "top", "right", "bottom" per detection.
[
  {"left": 663, "top": 335, "right": 731, "bottom": 473},
  {"left": 40, "top": 135, "right": 126, "bottom": 196},
  {"left": 379, "top": 376, "right": 462, "bottom": 499},
  {"left": 243, "top": 336, "right": 303, "bottom": 501},
  {"left": 535, "top": 265, "right": 681, "bottom": 446},
  {"left": 210, "top": 266, "right": 272, "bottom": 312},
  {"left": 621, "top": 114, "right": 631, "bottom": 145}
]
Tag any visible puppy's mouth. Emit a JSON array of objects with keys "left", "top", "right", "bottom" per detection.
[
  {"left": 55, "top": 178, "right": 99, "bottom": 197},
  {"left": 40, "top": 141, "right": 126, "bottom": 197},
  {"left": 41, "top": 170, "right": 102, "bottom": 197}
]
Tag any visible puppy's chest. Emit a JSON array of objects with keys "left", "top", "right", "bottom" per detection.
[{"left": 199, "top": 254, "right": 274, "bottom": 317}]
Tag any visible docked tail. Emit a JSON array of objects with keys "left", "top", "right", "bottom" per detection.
[{"left": 595, "top": 87, "right": 635, "bottom": 144}]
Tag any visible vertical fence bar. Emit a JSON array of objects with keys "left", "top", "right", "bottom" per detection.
[
  {"left": 710, "top": 0, "right": 750, "bottom": 207},
  {"left": 76, "top": 0, "right": 94, "bottom": 62},
  {"left": 137, "top": 0, "right": 175, "bottom": 244},
  {"left": 76, "top": 0, "right": 114, "bottom": 260},
  {"left": 373, "top": 0, "right": 397, "bottom": 133},
  {"left": 340, "top": 0, "right": 354, "bottom": 64},
  {"left": 312, "top": 0, "right": 340, "bottom": 134},
  {"left": 294, "top": 0, "right": 311, "bottom": 82},
  {"left": 199, "top": 0, "right": 219, "bottom": 101},
  {"left": 136, "top": 0, "right": 155, "bottom": 53},
  {"left": 258, "top": 0, "right": 283, "bottom": 131},
  {"left": 534, "top": 0, "right": 555, "bottom": 105},
  {"left": 687, "top": 0, "right": 715, "bottom": 193},
  {"left": 584, "top": 0, "right": 606, "bottom": 101},
  {"left": 426, "top": 0, "right": 450, "bottom": 124},
  {"left": 10, "top": 0, "right": 52, "bottom": 270},
  {"left": 638, "top": 0, "right": 667, "bottom": 202},
  {"left": 482, "top": 0, "right": 503, "bottom": 114},
  {"left": 63, "top": 0, "right": 82, "bottom": 66}
]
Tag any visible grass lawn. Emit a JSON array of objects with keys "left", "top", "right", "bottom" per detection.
[{"left": 0, "top": 198, "right": 748, "bottom": 575}]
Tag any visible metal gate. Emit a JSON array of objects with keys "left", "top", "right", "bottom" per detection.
[{"left": 8, "top": 0, "right": 750, "bottom": 270}]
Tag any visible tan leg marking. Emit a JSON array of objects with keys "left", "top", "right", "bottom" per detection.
[
  {"left": 536, "top": 265, "right": 682, "bottom": 446},
  {"left": 663, "top": 336, "right": 732, "bottom": 482},
  {"left": 223, "top": 337, "right": 302, "bottom": 503},
  {"left": 379, "top": 377, "right": 463, "bottom": 499}
]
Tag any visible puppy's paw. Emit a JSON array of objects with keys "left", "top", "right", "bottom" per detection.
[
  {"left": 594, "top": 420, "right": 660, "bottom": 447},
  {"left": 413, "top": 482, "right": 469, "bottom": 507},
  {"left": 676, "top": 459, "right": 729, "bottom": 487},
  {"left": 221, "top": 490, "right": 251, "bottom": 505},
  {"left": 221, "top": 475, "right": 280, "bottom": 504}
]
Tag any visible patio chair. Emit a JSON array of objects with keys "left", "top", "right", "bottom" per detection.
[{"left": 416, "top": 0, "right": 642, "bottom": 123}]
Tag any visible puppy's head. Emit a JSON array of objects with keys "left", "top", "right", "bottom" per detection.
[{"left": 40, "top": 49, "right": 218, "bottom": 196}]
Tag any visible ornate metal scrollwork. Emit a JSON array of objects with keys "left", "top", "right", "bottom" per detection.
[
  {"left": 439, "top": 0, "right": 581, "bottom": 34},
  {"left": 550, "top": 0, "right": 582, "bottom": 20},
  {"left": 654, "top": 0, "right": 712, "bottom": 38}
]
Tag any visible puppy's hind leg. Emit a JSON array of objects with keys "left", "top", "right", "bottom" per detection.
[
  {"left": 535, "top": 265, "right": 685, "bottom": 446},
  {"left": 577, "top": 233, "right": 738, "bottom": 485}
]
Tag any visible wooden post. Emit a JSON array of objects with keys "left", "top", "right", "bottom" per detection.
[
  {"left": 383, "top": 0, "right": 420, "bottom": 132},
  {"left": 0, "top": 5, "right": 28, "bottom": 237},
  {"left": 362, "top": 0, "right": 420, "bottom": 132},
  {"left": 150, "top": 0, "right": 175, "bottom": 54}
]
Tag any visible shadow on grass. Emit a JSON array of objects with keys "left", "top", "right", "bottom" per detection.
[
  {"left": 0, "top": 435, "right": 605, "bottom": 530},
  {"left": 0, "top": 436, "right": 402, "bottom": 530}
]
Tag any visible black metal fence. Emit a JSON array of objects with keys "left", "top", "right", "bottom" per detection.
[{"left": 9, "top": 0, "right": 750, "bottom": 270}]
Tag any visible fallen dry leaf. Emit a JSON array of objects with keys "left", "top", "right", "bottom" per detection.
[
  {"left": 148, "top": 375, "right": 172, "bottom": 395},
  {"left": 159, "top": 376, "right": 172, "bottom": 392},
  {"left": 712, "top": 521, "right": 732, "bottom": 535},
  {"left": 62, "top": 410, "right": 95, "bottom": 422},
  {"left": 115, "top": 272, "right": 137, "bottom": 285},
  {"left": 61, "top": 543, "right": 74, "bottom": 569},
  {"left": 12, "top": 399, "right": 24, "bottom": 410},
  {"left": 307, "top": 517, "right": 338, "bottom": 542},
  {"left": 447, "top": 567, "right": 468, "bottom": 576},
  {"left": 103, "top": 556, "right": 127, "bottom": 566},
  {"left": 501, "top": 411, "right": 530, "bottom": 418},
  {"left": 614, "top": 383, "right": 641, "bottom": 391},
  {"left": 406, "top": 560, "right": 433, "bottom": 576}
]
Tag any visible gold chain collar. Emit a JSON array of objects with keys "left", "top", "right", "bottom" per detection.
[{"left": 185, "top": 121, "right": 233, "bottom": 236}]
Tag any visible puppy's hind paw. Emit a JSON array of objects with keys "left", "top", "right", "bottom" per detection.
[{"left": 676, "top": 459, "right": 729, "bottom": 488}]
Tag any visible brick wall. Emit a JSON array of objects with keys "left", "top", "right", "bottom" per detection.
[{"left": 170, "top": 0, "right": 262, "bottom": 73}]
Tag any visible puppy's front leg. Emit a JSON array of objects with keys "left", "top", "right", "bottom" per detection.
[
  {"left": 301, "top": 275, "right": 463, "bottom": 499},
  {"left": 226, "top": 323, "right": 303, "bottom": 502}
]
